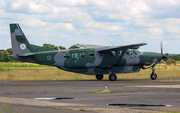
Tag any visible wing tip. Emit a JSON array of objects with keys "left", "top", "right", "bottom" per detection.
[{"left": 139, "top": 43, "right": 147, "bottom": 46}]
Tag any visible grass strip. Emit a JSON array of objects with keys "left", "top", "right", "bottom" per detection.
[
  {"left": 51, "top": 106, "right": 61, "bottom": 109},
  {"left": 1, "top": 63, "right": 180, "bottom": 80},
  {"left": 92, "top": 90, "right": 115, "bottom": 94}
]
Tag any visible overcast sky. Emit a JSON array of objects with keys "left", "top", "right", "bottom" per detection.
[{"left": 0, "top": 0, "right": 180, "bottom": 54}]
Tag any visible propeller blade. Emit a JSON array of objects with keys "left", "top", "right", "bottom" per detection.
[
  {"left": 162, "top": 55, "right": 167, "bottom": 59},
  {"left": 161, "top": 41, "right": 163, "bottom": 55},
  {"left": 160, "top": 41, "right": 167, "bottom": 60}
]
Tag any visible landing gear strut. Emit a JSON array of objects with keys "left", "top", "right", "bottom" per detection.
[
  {"left": 109, "top": 73, "right": 117, "bottom": 81},
  {"left": 150, "top": 67, "right": 157, "bottom": 80},
  {"left": 107, "top": 69, "right": 117, "bottom": 81},
  {"left": 96, "top": 74, "right": 103, "bottom": 80}
]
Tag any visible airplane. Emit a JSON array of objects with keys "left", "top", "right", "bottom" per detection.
[{"left": 9, "top": 23, "right": 167, "bottom": 81}]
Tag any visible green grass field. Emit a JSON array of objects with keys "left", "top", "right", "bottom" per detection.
[{"left": 0, "top": 62, "right": 180, "bottom": 81}]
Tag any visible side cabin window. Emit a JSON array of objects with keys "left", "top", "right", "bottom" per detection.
[
  {"left": 80, "top": 52, "right": 87, "bottom": 58},
  {"left": 100, "top": 51, "right": 122, "bottom": 57},
  {"left": 72, "top": 53, "right": 78, "bottom": 59},
  {"left": 68, "top": 51, "right": 87, "bottom": 59},
  {"left": 64, "top": 53, "right": 70, "bottom": 58},
  {"left": 125, "top": 50, "right": 132, "bottom": 55},
  {"left": 89, "top": 52, "right": 95, "bottom": 57}
]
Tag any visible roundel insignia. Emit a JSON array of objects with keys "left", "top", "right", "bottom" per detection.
[{"left": 20, "top": 43, "right": 26, "bottom": 50}]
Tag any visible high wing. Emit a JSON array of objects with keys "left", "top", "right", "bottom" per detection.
[
  {"left": 98, "top": 43, "right": 147, "bottom": 52},
  {"left": 70, "top": 44, "right": 104, "bottom": 49},
  {"left": 97, "top": 43, "right": 147, "bottom": 66}
]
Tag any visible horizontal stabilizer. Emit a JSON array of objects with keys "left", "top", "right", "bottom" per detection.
[{"left": 18, "top": 53, "right": 37, "bottom": 57}]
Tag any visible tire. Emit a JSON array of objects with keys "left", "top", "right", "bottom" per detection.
[
  {"left": 109, "top": 74, "right": 117, "bottom": 81},
  {"left": 96, "top": 74, "right": 103, "bottom": 80},
  {"left": 150, "top": 73, "right": 157, "bottom": 80}
]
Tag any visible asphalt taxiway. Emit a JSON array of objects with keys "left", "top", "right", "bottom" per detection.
[{"left": 0, "top": 79, "right": 180, "bottom": 113}]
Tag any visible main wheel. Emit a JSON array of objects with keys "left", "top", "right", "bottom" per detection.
[
  {"left": 109, "top": 74, "right": 117, "bottom": 81},
  {"left": 96, "top": 74, "right": 103, "bottom": 80},
  {"left": 150, "top": 73, "right": 157, "bottom": 80}
]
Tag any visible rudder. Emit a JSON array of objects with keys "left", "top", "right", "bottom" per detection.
[
  {"left": 10, "top": 23, "right": 30, "bottom": 55},
  {"left": 10, "top": 23, "right": 56, "bottom": 57}
]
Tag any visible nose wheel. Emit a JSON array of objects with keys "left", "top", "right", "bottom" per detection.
[
  {"left": 150, "top": 68, "right": 157, "bottom": 80},
  {"left": 107, "top": 69, "right": 117, "bottom": 81},
  {"left": 109, "top": 73, "right": 117, "bottom": 81}
]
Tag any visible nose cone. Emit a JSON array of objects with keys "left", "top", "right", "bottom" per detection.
[
  {"left": 162, "top": 54, "right": 167, "bottom": 59},
  {"left": 142, "top": 52, "right": 167, "bottom": 63}
]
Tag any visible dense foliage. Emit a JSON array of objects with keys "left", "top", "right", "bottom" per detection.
[
  {"left": 43, "top": 44, "right": 66, "bottom": 50},
  {"left": 166, "top": 58, "right": 176, "bottom": 63},
  {"left": 68, "top": 45, "right": 79, "bottom": 49},
  {"left": 0, "top": 49, "right": 16, "bottom": 62},
  {"left": 164, "top": 53, "right": 180, "bottom": 63}
]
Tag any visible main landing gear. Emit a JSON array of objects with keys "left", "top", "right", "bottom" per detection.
[
  {"left": 96, "top": 74, "right": 103, "bottom": 80},
  {"left": 150, "top": 67, "right": 157, "bottom": 80},
  {"left": 95, "top": 73, "right": 117, "bottom": 81}
]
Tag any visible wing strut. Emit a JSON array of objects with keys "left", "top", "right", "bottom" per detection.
[{"left": 116, "top": 49, "right": 127, "bottom": 65}]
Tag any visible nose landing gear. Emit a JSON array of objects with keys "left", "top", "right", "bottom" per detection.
[
  {"left": 109, "top": 73, "right": 117, "bottom": 81},
  {"left": 108, "top": 69, "right": 117, "bottom": 81},
  {"left": 150, "top": 67, "right": 157, "bottom": 80}
]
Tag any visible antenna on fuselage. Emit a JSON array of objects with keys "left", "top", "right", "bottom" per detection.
[
  {"left": 107, "top": 42, "right": 110, "bottom": 46},
  {"left": 111, "top": 42, "right": 114, "bottom": 46}
]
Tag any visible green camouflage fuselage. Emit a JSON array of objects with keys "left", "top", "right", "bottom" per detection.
[
  {"left": 12, "top": 46, "right": 162, "bottom": 75},
  {"left": 10, "top": 23, "right": 162, "bottom": 75}
]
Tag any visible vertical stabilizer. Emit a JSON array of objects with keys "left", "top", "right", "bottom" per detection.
[
  {"left": 10, "top": 23, "right": 55, "bottom": 56},
  {"left": 10, "top": 23, "right": 30, "bottom": 55}
]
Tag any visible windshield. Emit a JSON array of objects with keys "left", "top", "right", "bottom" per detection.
[{"left": 129, "top": 49, "right": 141, "bottom": 55}]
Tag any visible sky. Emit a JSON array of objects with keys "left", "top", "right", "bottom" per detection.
[{"left": 0, "top": 0, "right": 180, "bottom": 54}]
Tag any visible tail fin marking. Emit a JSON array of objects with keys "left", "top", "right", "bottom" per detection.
[
  {"left": 10, "top": 23, "right": 55, "bottom": 56},
  {"left": 10, "top": 23, "right": 31, "bottom": 55}
]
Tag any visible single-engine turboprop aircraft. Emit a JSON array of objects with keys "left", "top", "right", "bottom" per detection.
[{"left": 10, "top": 23, "right": 167, "bottom": 81}]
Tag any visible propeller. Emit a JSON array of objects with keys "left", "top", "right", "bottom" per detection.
[
  {"left": 161, "top": 41, "right": 163, "bottom": 54},
  {"left": 160, "top": 41, "right": 167, "bottom": 61},
  {"left": 142, "top": 41, "right": 167, "bottom": 69}
]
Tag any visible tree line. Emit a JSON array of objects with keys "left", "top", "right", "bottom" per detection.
[{"left": 164, "top": 53, "right": 180, "bottom": 63}]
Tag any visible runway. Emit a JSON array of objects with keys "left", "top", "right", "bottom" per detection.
[{"left": 0, "top": 79, "right": 180, "bottom": 113}]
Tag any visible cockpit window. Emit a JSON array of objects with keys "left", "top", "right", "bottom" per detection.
[
  {"left": 125, "top": 50, "right": 132, "bottom": 55},
  {"left": 117, "top": 50, "right": 122, "bottom": 56},
  {"left": 110, "top": 51, "right": 116, "bottom": 56},
  {"left": 129, "top": 49, "right": 140, "bottom": 55}
]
